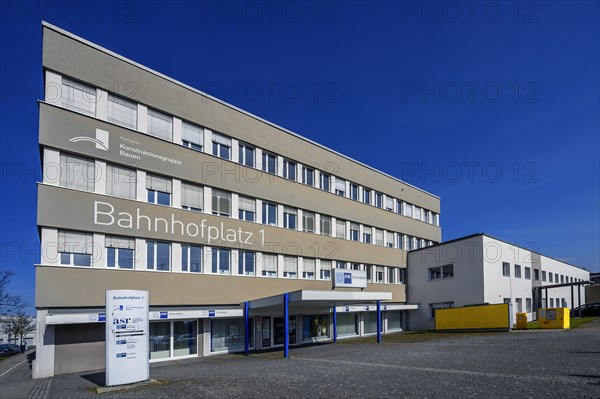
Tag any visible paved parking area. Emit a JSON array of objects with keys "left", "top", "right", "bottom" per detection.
[{"left": 43, "top": 320, "right": 600, "bottom": 398}]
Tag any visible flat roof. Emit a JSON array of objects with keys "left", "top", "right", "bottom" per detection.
[
  {"left": 41, "top": 21, "right": 439, "bottom": 200},
  {"left": 248, "top": 290, "right": 393, "bottom": 313},
  {"left": 408, "top": 233, "right": 589, "bottom": 271}
]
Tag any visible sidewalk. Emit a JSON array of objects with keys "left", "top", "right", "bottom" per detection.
[{"left": 0, "top": 349, "right": 39, "bottom": 399}]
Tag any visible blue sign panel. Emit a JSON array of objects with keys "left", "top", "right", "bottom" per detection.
[
  {"left": 208, "top": 310, "right": 216, "bottom": 317},
  {"left": 98, "top": 313, "right": 106, "bottom": 322},
  {"left": 159, "top": 312, "right": 168, "bottom": 319}
]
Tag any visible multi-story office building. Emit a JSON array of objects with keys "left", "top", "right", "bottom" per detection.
[
  {"left": 407, "top": 234, "right": 590, "bottom": 330},
  {"left": 34, "top": 23, "right": 441, "bottom": 377}
]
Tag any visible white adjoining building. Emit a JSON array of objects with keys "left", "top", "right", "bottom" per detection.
[{"left": 407, "top": 234, "right": 590, "bottom": 330}]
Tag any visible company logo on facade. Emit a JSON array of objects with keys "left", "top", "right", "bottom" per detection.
[
  {"left": 69, "top": 128, "right": 109, "bottom": 151},
  {"left": 332, "top": 269, "right": 367, "bottom": 288}
]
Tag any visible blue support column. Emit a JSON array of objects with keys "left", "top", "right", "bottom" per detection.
[
  {"left": 377, "top": 301, "right": 382, "bottom": 343},
  {"left": 333, "top": 306, "right": 337, "bottom": 343},
  {"left": 284, "top": 293, "right": 289, "bottom": 358},
  {"left": 244, "top": 301, "right": 250, "bottom": 355}
]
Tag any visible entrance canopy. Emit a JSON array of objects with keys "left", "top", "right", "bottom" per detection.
[{"left": 247, "top": 290, "right": 392, "bottom": 313}]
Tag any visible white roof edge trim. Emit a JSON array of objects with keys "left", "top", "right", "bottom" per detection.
[{"left": 41, "top": 21, "right": 440, "bottom": 200}]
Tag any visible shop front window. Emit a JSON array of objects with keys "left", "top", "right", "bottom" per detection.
[
  {"left": 302, "top": 315, "right": 329, "bottom": 342},
  {"left": 149, "top": 322, "right": 170, "bottom": 360}
]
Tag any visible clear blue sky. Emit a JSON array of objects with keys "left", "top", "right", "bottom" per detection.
[{"left": 1, "top": 1, "right": 598, "bottom": 312}]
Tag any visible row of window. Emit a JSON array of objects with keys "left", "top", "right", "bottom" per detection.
[
  {"left": 55, "top": 229, "right": 406, "bottom": 284},
  {"left": 58, "top": 75, "right": 440, "bottom": 226},
  {"left": 55, "top": 152, "right": 436, "bottom": 250},
  {"left": 501, "top": 262, "right": 584, "bottom": 284}
]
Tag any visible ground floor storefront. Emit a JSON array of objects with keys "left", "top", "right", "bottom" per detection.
[{"left": 34, "top": 293, "right": 416, "bottom": 378}]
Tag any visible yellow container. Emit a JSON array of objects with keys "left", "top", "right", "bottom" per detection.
[
  {"left": 435, "top": 304, "right": 510, "bottom": 331},
  {"left": 538, "top": 308, "right": 570, "bottom": 329},
  {"left": 515, "top": 312, "right": 528, "bottom": 329}
]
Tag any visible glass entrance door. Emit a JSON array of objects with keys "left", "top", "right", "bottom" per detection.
[
  {"left": 273, "top": 316, "right": 296, "bottom": 346},
  {"left": 261, "top": 317, "right": 271, "bottom": 348}
]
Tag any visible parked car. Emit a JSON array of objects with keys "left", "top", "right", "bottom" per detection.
[
  {"left": 571, "top": 302, "right": 600, "bottom": 317},
  {"left": 0, "top": 344, "right": 20, "bottom": 356}
]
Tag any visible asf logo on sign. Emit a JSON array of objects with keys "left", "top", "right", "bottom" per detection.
[{"left": 69, "top": 128, "right": 109, "bottom": 151}]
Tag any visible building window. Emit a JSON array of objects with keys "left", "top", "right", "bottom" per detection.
[
  {"left": 283, "top": 207, "right": 297, "bottom": 229},
  {"left": 58, "top": 230, "right": 92, "bottom": 267},
  {"left": 262, "top": 254, "right": 277, "bottom": 277},
  {"left": 388, "top": 267, "right": 396, "bottom": 284},
  {"left": 560, "top": 275, "right": 564, "bottom": 284},
  {"left": 516, "top": 298, "right": 523, "bottom": 312},
  {"left": 181, "top": 182, "right": 203, "bottom": 212},
  {"left": 525, "top": 267, "right": 531, "bottom": 280},
  {"left": 429, "top": 302, "right": 453, "bottom": 319},
  {"left": 502, "top": 262, "right": 510, "bottom": 277},
  {"left": 61, "top": 77, "right": 96, "bottom": 116},
  {"left": 106, "top": 164, "right": 136, "bottom": 200},
  {"left": 349, "top": 183, "right": 359, "bottom": 200},
  {"left": 147, "top": 108, "right": 173, "bottom": 140},
  {"left": 375, "top": 266, "right": 384, "bottom": 283},
  {"left": 283, "top": 256, "right": 297, "bottom": 278},
  {"left": 350, "top": 263, "right": 361, "bottom": 270},
  {"left": 107, "top": 94, "right": 137, "bottom": 129},
  {"left": 386, "top": 232, "right": 394, "bottom": 248},
  {"left": 350, "top": 223, "right": 359, "bottom": 241},
  {"left": 302, "top": 211, "right": 315, "bottom": 233},
  {"left": 403, "top": 202, "right": 413, "bottom": 218},
  {"left": 526, "top": 298, "right": 532, "bottom": 313},
  {"left": 212, "top": 133, "right": 231, "bottom": 160},
  {"left": 106, "top": 235, "right": 135, "bottom": 269},
  {"left": 181, "top": 244, "right": 202, "bottom": 273},
  {"left": 362, "top": 228, "right": 372, "bottom": 244},
  {"left": 375, "top": 192, "right": 383, "bottom": 208},
  {"left": 366, "top": 265, "right": 372, "bottom": 282},
  {"left": 414, "top": 207, "right": 422, "bottom": 220},
  {"left": 146, "top": 241, "right": 170, "bottom": 271},
  {"left": 433, "top": 213, "right": 440, "bottom": 226},
  {"left": 548, "top": 272, "right": 553, "bottom": 283},
  {"left": 302, "top": 166, "right": 314, "bottom": 186},
  {"left": 320, "top": 215, "right": 332, "bottom": 236},
  {"left": 262, "top": 202, "right": 277, "bottom": 226},
  {"left": 398, "top": 268, "right": 406, "bottom": 284},
  {"left": 320, "top": 260, "right": 331, "bottom": 280},
  {"left": 181, "top": 121, "right": 203, "bottom": 151},
  {"left": 262, "top": 152, "right": 277, "bottom": 174},
  {"left": 283, "top": 159, "right": 296, "bottom": 180},
  {"left": 514, "top": 264, "right": 522, "bottom": 278},
  {"left": 336, "top": 261, "right": 346, "bottom": 270},
  {"left": 375, "top": 229, "right": 383, "bottom": 246},
  {"left": 238, "top": 142, "right": 255, "bottom": 167},
  {"left": 429, "top": 264, "right": 454, "bottom": 280},
  {"left": 320, "top": 173, "right": 330, "bottom": 191},
  {"left": 385, "top": 196, "right": 394, "bottom": 211},
  {"left": 146, "top": 174, "right": 172, "bottom": 206},
  {"left": 303, "top": 258, "right": 315, "bottom": 279},
  {"left": 542, "top": 271, "right": 547, "bottom": 282},
  {"left": 363, "top": 188, "right": 371, "bottom": 205},
  {"left": 212, "top": 248, "right": 231, "bottom": 274},
  {"left": 211, "top": 189, "right": 231, "bottom": 217},
  {"left": 549, "top": 298, "right": 554, "bottom": 307},
  {"left": 59, "top": 153, "right": 95, "bottom": 192},
  {"left": 238, "top": 196, "right": 256, "bottom": 222},
  {"left": 534, "top": 269, "right": 540, "bottom": 281},
  {"left": 335, "top": 178, "right": 346, "bottom": 196},
  {"left": 336, "top": 219, "right": 346, "bottom": 239},
  {"left": 405, "top": 236, "right": 413, "bottom": 251},
  {"left": 238, "top": 250, "right": 255, "bottom": 276}
]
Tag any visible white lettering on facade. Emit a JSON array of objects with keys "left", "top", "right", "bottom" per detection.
[{"left": 93, "top": 200, "right": 264, "bottom": 246}]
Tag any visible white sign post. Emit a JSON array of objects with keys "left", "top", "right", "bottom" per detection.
[
  {"left": 332, "top": 269, "right": 368, "bottom": 288},
  {"left": 105, "top": 290, "right": 149, "bottom": 386}
]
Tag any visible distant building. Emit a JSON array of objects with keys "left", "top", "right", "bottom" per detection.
[
  {"left": 407, "top": 234, "right": 590, "bottom": 330},
  {"left": 0, "top": 316, "right": 36, "bottom": 346}
]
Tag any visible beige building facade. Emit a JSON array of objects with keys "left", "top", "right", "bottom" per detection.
[{"left": 34, "top": 23, "right": 441, "bottom": 378}]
